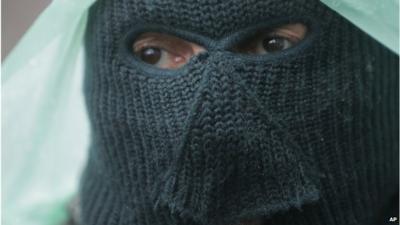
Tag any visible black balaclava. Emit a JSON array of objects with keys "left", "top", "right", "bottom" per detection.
[{"left": 80, "top": 0, "right": 399, "bottom": 225}]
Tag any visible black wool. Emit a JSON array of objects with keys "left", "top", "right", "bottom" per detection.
[{"left": 79, "top": 0, "right": 399, "bottom": 225}]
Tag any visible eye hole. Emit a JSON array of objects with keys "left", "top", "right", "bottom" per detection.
[
  {"left": 233, "top": 23, "right": 308, "bottom": 54},
  {"left": 133, "top": 32, "right": 205, "bottom": 69}
]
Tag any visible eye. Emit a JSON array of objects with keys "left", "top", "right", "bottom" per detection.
[
  {"left": 138, "top": 47, "right": 163, "bottom": 65},
  {"left": 233, "top": 23, "right": 307, "bottom": 55},
  {"left": 262, "top": 36, "right": 293, "bottom": 53},
  {"left": 132, "top": 32, "right": 205, "bottom": 69}
]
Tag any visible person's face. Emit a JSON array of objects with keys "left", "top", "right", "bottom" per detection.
[
  {"left": 133, "top": 23, "right": 307, "bottom": 69},
  {"left": 83, "top": 1, "right": 398, "bottom": 224}
]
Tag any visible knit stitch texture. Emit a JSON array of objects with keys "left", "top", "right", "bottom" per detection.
[{"left": 80, "top": 0, "right": 399, "bottom": 224}]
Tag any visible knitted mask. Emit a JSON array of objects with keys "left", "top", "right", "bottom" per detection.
[{"left": 80, "top": 0, "right": 399, "bottom": 225}]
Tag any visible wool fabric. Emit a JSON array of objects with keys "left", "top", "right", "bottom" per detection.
[{"left": 79, "top": 0, "right": 399, "bottom": 224}]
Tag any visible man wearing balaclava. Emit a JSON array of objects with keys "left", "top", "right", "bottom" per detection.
[{"left": 77, "top": 0, "right": 399, "bottom": 224}]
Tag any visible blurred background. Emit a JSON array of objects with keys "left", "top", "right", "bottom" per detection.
[{"left": 2, "top": 0, "right": 51, "bottom": 61}]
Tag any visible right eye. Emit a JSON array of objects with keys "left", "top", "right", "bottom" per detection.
[
  {"left": 233, "top": 23, "right": 307, "bottom": 55},
  {"left": 133, "top": 32, "right": 205, "bottom": 69}
]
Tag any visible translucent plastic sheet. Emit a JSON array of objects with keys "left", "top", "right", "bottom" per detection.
[
  {"left": 321, "top": 0, "right": 399, "bottom": 54},
  {"left": 2, "top": 0, "right": 94, "bottom": 224},
  {"left": 2, "top": 0, "right": 398, "bottom": 224}
]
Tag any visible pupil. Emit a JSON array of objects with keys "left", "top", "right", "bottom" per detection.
[
  {"left": 139, "top": 47, "right": 161, "bottom": 64},
  {"left": 263, "top": 37, "right": 285, "bottom": 53}
]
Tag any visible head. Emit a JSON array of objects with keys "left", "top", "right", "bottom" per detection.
[{"left": 80, "top": 1, "right": 399, "bottom": 225}]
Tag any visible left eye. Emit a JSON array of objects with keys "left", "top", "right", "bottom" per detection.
[
  {"left": 132, "top": 32, "right": 206, "bottom": 69},
  {"left": 138, "top": 47, "right": 163, "bottom": 65},
  {"left": 137, "top": 47, "right": 184, "bottom": 68}
]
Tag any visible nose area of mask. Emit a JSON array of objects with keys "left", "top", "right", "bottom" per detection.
[{"left": 152, "top": 56, "right": 320, "bottom": 225}]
